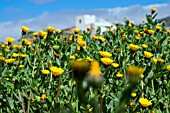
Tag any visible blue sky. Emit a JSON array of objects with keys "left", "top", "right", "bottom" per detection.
[
  {"left": 0, "top": 0, "right": 170, "bottom": 42},
  {"left": 1, "top": 0, "right": 170, "bottom": 22}
]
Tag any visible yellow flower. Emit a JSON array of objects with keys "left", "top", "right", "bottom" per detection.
[
  {"left": 22, "top": 39, "right": 31, "bottom": 45},
  {"left": 20, "top": 53, "right": 26, "bottom": 58},
  {"left": 33, "top": 32, "right": 38, "bottom": 36},
  {"left": 98, "top": 36, "right": 105, "bottom": 42},
  {"left": 142, "top": 44, "right": 148, "bottom": 49},
  {"left": 130, "top": 101, "right": 135, "bottom": 107},
  {"left": 112, "top": 63, "right": 119, "bottom": 68},
  {"left": 6, "top": 37, "right": 15, "bottom": 43},
  {"left": 157, "top": 58, "right": 164, "bottom": 63},
  {"left": 19, "top": 65, "right": 24, "bottom": 68},
  {"left": 86, "top": 57, "right": 93, "bottom": 62},
  {"left": 147, "top": 30, "right": 154, "bottom": 35},
  {"left": 70, "top": 56, "right": 76, "bottom": 60},
  {"left": 78, "top": 40, "right": 85, "bottom": 46},
  {"left": 93, "top": 36, "right": 99, "bottom": 40},
  {"left": 151, "top": 8, "right": 158, "bottom": 13},
  {"left": 69, "top": 35, "right": 73, "bottom": 42},
  {"left": 166, "top": 65, "right": 170, "bottom": 71},
  {"left": 155, "top": 25, "right": 161, "bottom": 31},
  {"left": 90, "top": 61, "right": 100, "bottom": 78},
  {"left": 127, "top": 65, "right": 144, "bottom": 77},
  {"left": 144, "top": 51, "right": 153, "bottom": 58},
  {"left": 139, "top": 98, "right": 152, "bottom": 107},
  {"left": 12, "top": 53, "right": 19, "bottom": 58},
  {"left": 129, "top": 44, "right": 140, "bottom": 51},
  {"left": 136, "top": 36, "right": 140, "bottom": 40},
  {"left": 21, "top": 26, "right": 30, "bottom": 33},
  {"left": 46, "top": 26, "right": 55, "bottom": 32},
  {"left": 155, "top": 41, "right": 158, "bottom": 46},
  {"left": 5, "top": 58, "right": 15, "bottom": 64},
  {"left": 0, "top": 56, "right": 5, "bottom": 61},
  {"left": 152, "top": 58, "right": 157, "bottom": 64},
  {"left": 87, "top": 26, "right": 91, "bottom": 31},
  {"left": 39, "top": 30, "right": 47, "bottom": 39},
  {"left": 55, "top": 29, "right": 61, "bottom": 34},
  {"left": 5, "top": 49, "right": 10, "bottom": 52},
  {"left": 167, "top": 30, "right": 170, "bottom": 35},
  {"left": 41, "top": 70, "right": 50, "bottom": 75},
  {"left": 74, "top": 28, "right": 80, "bottom": 33},
  {"left": 101, "top": 58, "right": 113, "bottom": 66},
  {"left": 77, "top": 46, "right": 80, "bottom": 51},
  {"left": 0, "top": 52, "right": 2, "bottom": 56},
  {"left": 116, "top": 72, "right": 123, "bottom": 78},
  {"left": 41, "top": 94, "right": 47, "bottom": 100},
  {"left": 99, "top": 51, "right": 112, "bottom": 58},
  {"left": 50, "top": 66, "right": 64, "bottom": 77},
  {"left": 131, "top": 93, "right": 137, "bottom": 97},
  {"left": 13, "top": 44, "right": 19, "bottom": 49},
  {"left": 134, "top": 30, "right": 138, "bottom": 34}
]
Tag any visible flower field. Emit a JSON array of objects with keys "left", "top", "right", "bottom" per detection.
[{"left": 0, "top": 8, "right": 169, "bottom": 113}]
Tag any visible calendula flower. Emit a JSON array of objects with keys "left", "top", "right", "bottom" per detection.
[
  {"left": 12, "top": 53, "right": 19, "bottom": 58},
  {"left": 39, "top": 30, "right": 47, "bottom": 39},
  {"left": 87, "top": 26, "right": 91, "bottom": 31},
  {"left": 116, "top": 72, "right": 123, "bottom": 78},
  {"left": 155, "top": 25, "right": 161, "bottom": 31},
  {"left": 147, "top": 30, "right": 154, "bottom": 35},
  {"left": 5, "top": 58, "right": 15, "bottom": 64},
  {"left": 0, "top": 56, "right": 5, "bottom": 61},
  {"left": 157, "top": 58, "right": 164, "bottom": 63},
  {"left": 19, "top": 65, "right": 24, "bottom": 68},
  {"left": 101, "top": 58, "right": 113, "bottom": 66},
  {"left": 99, "top": 51, "right": 112, "bottom": 58},
  {"left": 139, "top": 98, "right": 152, "bottom": 107},
  {"left": 70, "top": 56, "right": 76, "bottom": 60},
  {"left": 19, "top": 53, "right": 26, "bottom": 58},
  {"left": 33, "top": 32, "right": 38, "bottom": 36},
  {"left": 41, "top": 94, "right": 47, "bottom": 100},
  {"left": 152, "top": 58, "right": 158, "bottom": 64},
  {"left": 130, "top": 101, "right": 135, "bottom": 107},
  {"left": 134, "top": 30, "right": 139, "bottom": 34},
  {"left": 0, "top": 52, "right": 2, "bottom": 56},
  {"left": 86, "top": 56, "right": 93, "bottom": 62},
  {"left": 41, "top": 70, "right": 50, "bottom": 75},
  {"left": 6, "top": 37, "right": 15, "bottom": 44},
  {"left": 46, "top": 26, "right": 55, "bottom": 32},
  {"left": 167, "top": 30, "right": 170, "bottom": 35},
  {"left": 50, "top": 66, "right": 64, "bottom": 77},
  {"left": 151, "top": 8, "right": 158, "bottom": 13},
  {"left": 90, "top": 61, "right": 100, "bottom": 78},
  {"left": 77, "top": 46, "right": 80, "bottom": 51},
  {"left": 142, "top": 44, "right": 148, "bottom": 49},
  {"left": 55, "top": 29, "right": 61, "bottom": 34},
  {"left": 166, "top": 65, "right": 170, "bottom": 71},
  {"left": 127, "top": 65, "right": 144, "bottom": 77},
  {"left": 69, "top": 35, "right": 73, "bottom": 42},
  {"left": 22, "top": 39, "right": 31, "bottom": 45},
  {"left": 74, "top": 28, "right": 80, "bottom": 33},
  {"left": 93, "top": 36, "right": 99, "bottom": 40},
  {"left": 136, "top": 36, "right": 140, "bottom": 40},
  {"left": 112, "top": 63, "right": 119, "bottom": 68},
  {"left": 98, "top": 36, "right": 106, "bottom": 42},
  {"left": 13, "top": 44, "right": 19, "bottom": 49},
  {"left": 144, "top": 51, "right": 153, "bottom": 58},
  {"left": 78, "top": 40, "right": 85, "bottom": 46},
  {"left": 129, "top": 44, "right": 140, "bottom": 51},
  {"left": 155, "top": 41, "right": 158, "bottom": 46},
  {"left": 131, "top": 93, "right": 137, "bottom": 97},
  {"left": 21, "top": 26, "right": 30, "bottom": 33}
]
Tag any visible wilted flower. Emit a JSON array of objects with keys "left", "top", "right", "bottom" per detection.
[
  {"left": 144, "top": 51, "right": 153, "bottom": 58},
  {"left": 139, "top": 98, "right": 152, "bottom": 107}
]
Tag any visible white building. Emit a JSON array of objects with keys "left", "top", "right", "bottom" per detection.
[{"left": 76, "top": 15, "right": 116, "bottom": 33}]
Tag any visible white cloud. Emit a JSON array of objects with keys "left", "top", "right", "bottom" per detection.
[
  {"left": 30, "top": 0, "right": 55, "bottom": 4},
  {"left": 0, "top": 3, "right": 170, "bottom": 42}
]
